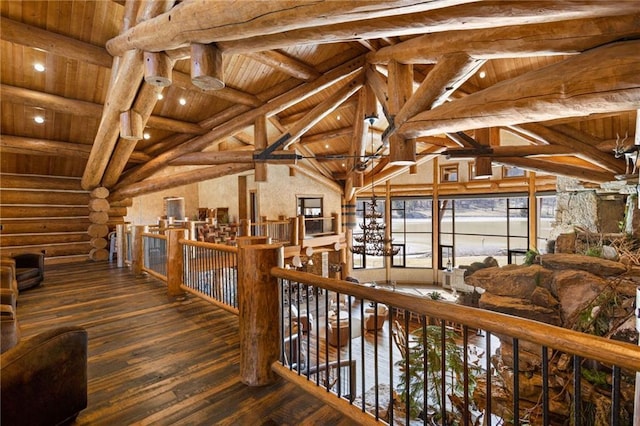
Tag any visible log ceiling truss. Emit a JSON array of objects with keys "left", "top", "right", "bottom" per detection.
[{"left": 1, "top": 0, "right": 639, "bottom": 198}]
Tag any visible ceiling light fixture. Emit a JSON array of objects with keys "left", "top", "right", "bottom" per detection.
[
  {"left": 34, "top": 63, "right": 45, "bottom": 72},
  {"left": 479, "top": 70, "right": 486, "bottom": 79},
  {"left": 34, "top": 115, "right": 45, "bottom": 124},
  {"left": 351, "top": 121, "right": 399, "bottom": 258},
  {"left": 143, "top": 132, "right": 151, "bottom": 140},
  {"left": 179, "top": 97, "right": 187, "bottom": 105},
  {"left": 157, "top": 93, "right": 164, "bottom": 100}
]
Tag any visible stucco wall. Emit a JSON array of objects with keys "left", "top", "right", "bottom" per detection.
[{"left": 125, "top": 183, "right": 200, "bottom": 225}]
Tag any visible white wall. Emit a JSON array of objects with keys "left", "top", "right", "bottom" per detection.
[{"left": 125, "top": 183, "right": 200, "bottom": 225}]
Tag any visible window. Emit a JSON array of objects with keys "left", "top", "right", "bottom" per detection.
[
  {"left": 438, "top": 195, "right": 530, "bottom": 268},
  {"left": 440, "top": 165, "right": 458, "bottom": 182},
  {"left": 297, "top": 197, "right": 323, "bottom": 235},
  {"left": 537, "top": 194, "right": 557, "bottom": 254},
  {"left": 502, "top": 165, "right": 526, "bottom": 178},
  {"left": 390, "top": 198, "right": 433, "bottom": 268}
]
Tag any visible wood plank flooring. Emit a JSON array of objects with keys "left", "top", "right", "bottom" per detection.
[{"left": 14, "top": 261, "right": 359, "bottom": 426}]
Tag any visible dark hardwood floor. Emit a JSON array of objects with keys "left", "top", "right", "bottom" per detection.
[{"left": 14, "top": 261, "right": 359, "bottom": 426}]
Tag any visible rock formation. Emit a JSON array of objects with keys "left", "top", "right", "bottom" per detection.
[{"left": 466, "top": 254, "right": 638, "bottom": 424}]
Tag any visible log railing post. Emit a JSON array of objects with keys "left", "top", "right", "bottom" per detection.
[
  {"left": 116, "top": 223, "right": 126, "bottom": 268},
  {"left": 131, "top": 225, "right": 146, "bottom": 276},
  {"left": 240, "top": 219, "right": 251, "bottom": 237},
  {"left": 238, "top": 243, "right": 281, "bottom": 386},
  {"left": 297, "top": 215, "right": 306, "bottom": 245},
  {"left": 289, "top": 217, "right": 298, "bottom": 246},
  {"left": 166, "top": 228, "right": 186, "bottom": 298}
]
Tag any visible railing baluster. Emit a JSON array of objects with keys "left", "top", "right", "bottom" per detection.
[
  {"left": 422, "top": 315, "right": 428, "bottom": 426},
  {"left": 513, "top": 338, "right": 520, "bottom": 426},
  {"left": 542, "top": 345, "right": 549, "bottom": 425},
  {"left": 463, "top": 324, "right": 469, "bottom": 426},
  {"left": 611, "top": 365, "right": 621, "bottom": 426},
  {"left": 486, "top": 331, "right": 492, "bottom": 425},
  {"left": 440, "top": 319, "right": 447, "bottom": 426},
  {"left": 573, "top": 354, "right": 582, "bottom": 426}
]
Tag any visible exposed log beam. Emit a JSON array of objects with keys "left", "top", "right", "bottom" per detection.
[
  {"left": 0, "top": 135, "right": 149, "bottom": 163},
  {"left": 282, "top": 74, "right": 364, "bottom": 149},
  {"left": 512, "top": 123, "right": 625, "bottom": 174},
  {"left": 106, "top": 0, "right": 477, "bottom": 55},
  {"left": 111, "top": 164, "right": 253, "bottom": 201},
  {"left": 217, "top": 2, "right": 640, "bottom": 54},
  {"left": 443, "top": 145, "right": 573, "bottom": 158},
  {"left": 114, "top": 55, "right": 365, "bottom": 189},
  {"left": 169, "top": 150, "right": 295, "bottom": 166},
  {"left": 1, "top": 84, "right": 102, "bottom": 117},
  {"left": 496, "top": 157, "right": 614, "bottom": 183},
  {"left": 0, "top": 17, "right": 261, "bottom": 108},
  {"left": 395, "top": 53, "right": 484, "bottom": 126},
  {"left": 0, "top": 84, "right": 206, "bottom": 134},
  {"left": 0, "top": 16, "right": 112, "bottom": 68},
  {"left": 102, "top": 82, "right": 165, "bottom": 187},
  {"left": 81, "top": 49, "right": 145, "bottom": 190},
  {"left": 387, "top": 60, "right": 415, "bottom": 165},
  {"left": 245, "top": 51, "right": 321, "bottom": 81},
  {"left": 398, "top": 41, "right": 640, "bottom": 146},
  {"left": 369, "top": 14, "right": 640, "bottom": 64}
]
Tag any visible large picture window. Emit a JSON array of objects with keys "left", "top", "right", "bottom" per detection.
[
  {"left": 439, "top": 195, "right": 530, "bottom": 268},
  {"left": 390, "top": 198, "right": 433, "bottom": 268}
]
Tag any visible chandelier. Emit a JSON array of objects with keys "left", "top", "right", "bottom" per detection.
[{"left": 351, "top": 117, "right": 400, "bottom": 258}]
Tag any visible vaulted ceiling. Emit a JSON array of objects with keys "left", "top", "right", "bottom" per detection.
[{"left": 2, "top": 1, "right": 639, "bottom": 201}]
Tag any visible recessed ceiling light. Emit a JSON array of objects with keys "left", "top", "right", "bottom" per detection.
[
  {"left": 336, "top": 115, "right": 341, "bottom": 121},
  {"left": 157, "top": 93, "right": 164, "bottom": 100},
  {"left": 143, "top": 132, "right": 151, "bottom": 140},
  {"left": 34, "top": 115, "right": 45, "bottom": 124},
  {"left": 34, "top": 63, "right": 45, "bottom": 72},
  {"left": 325, "top": 144, "right": 329, "bottom": 149},
  {"left": 179, "top": 97, "right": 187, "bottom": 105},
  {"left": 479, "top": 71, "right": 486, "bottom": 79},
  {"left": 342, "top": 163, "right": 346, "bottom": 168}
]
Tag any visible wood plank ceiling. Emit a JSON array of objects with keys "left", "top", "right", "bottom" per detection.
[{"left": 1, "top": 0, "right": 639, "bottom": 200}]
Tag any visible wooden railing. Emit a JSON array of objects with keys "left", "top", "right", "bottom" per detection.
[
  {"left": 181, "top": 239, "right": 238, "bottom": 314},
  {"left": 141, "top": 232, "right": 167, "bottom": 281},
  {"left": 270, "top": 268, "right": 640, "bottom": 426},
  {"left": 127, "top": 232, "right": 640, "bottom": 425}
]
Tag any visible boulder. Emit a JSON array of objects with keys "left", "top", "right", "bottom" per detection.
[
  {"left": 466, "top": 265, "right": 553, "bottom": 300},
  {"left": 478, "top": 292, "right": 562, "bottom": 326},
  {"left": 551, "top": 269, "right": 609, "bottom": 325},
  {"left": 540, "top": 253, "right": 626, "bottom": 277},
  {"left": 530, "top": 286, "right": 560, "bottom": 309}
]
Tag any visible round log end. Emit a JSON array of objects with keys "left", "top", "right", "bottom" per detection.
[
  {"left": 90, "top": 187, "right": 110, "bottom": 199},
  {"left": 191, "top": 75, "right": 225, "bottom": 91},
  {"left": 144, "top": 75, "right": 172, "bottom": 87},
  {"left": 89, "top": 248, "right": 109, "bottom": 261},
  {"left": 90, "top": 237, "right": 108, "bottom": 249}
]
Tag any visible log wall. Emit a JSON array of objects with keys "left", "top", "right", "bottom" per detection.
[{"left": 0, "top": 173, "right": 128, "bottom": 264}]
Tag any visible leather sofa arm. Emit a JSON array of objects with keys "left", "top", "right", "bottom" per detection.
[
  {"left": 1, "top": 326, "right": 88, "bottom": 426},
  {"left": 13, "top": 252, "right": 45, "bottom": 272}
]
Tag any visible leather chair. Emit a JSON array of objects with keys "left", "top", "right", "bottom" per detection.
[
  {"left": 12, "top": 252, "right": 45, "bottom": 291},
  {"left": 364, "top": 304, "right": 389, "bottom": 331},
  {"left": 1, "top": 326, "right": 88, "bottom": 426}
]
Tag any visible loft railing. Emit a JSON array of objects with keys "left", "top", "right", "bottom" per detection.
[
  {"left": 271, "top": 268, "right": 640, "bottom": 426},
  {"left": 247, "top": 219, "right": 292, "bottom": 244},
  {"left": 141, "top": 232, "right": 167, "bottom": 280},
  {"left": 181, "top": 239, "right": 238, "bottom": 314},
  {"left": 126, "top": 231, "right": 640, "bottom": 425}
]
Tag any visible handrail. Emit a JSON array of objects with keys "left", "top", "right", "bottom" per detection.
[
  {"left": 180, "top": 238, "right": 238, "bottom": 253},
  {"left": 271, "top": 267, "right": 640, "bottom": 372},
  {"left": 142, "top": 232, "right": 167, "bottom": 240}
]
